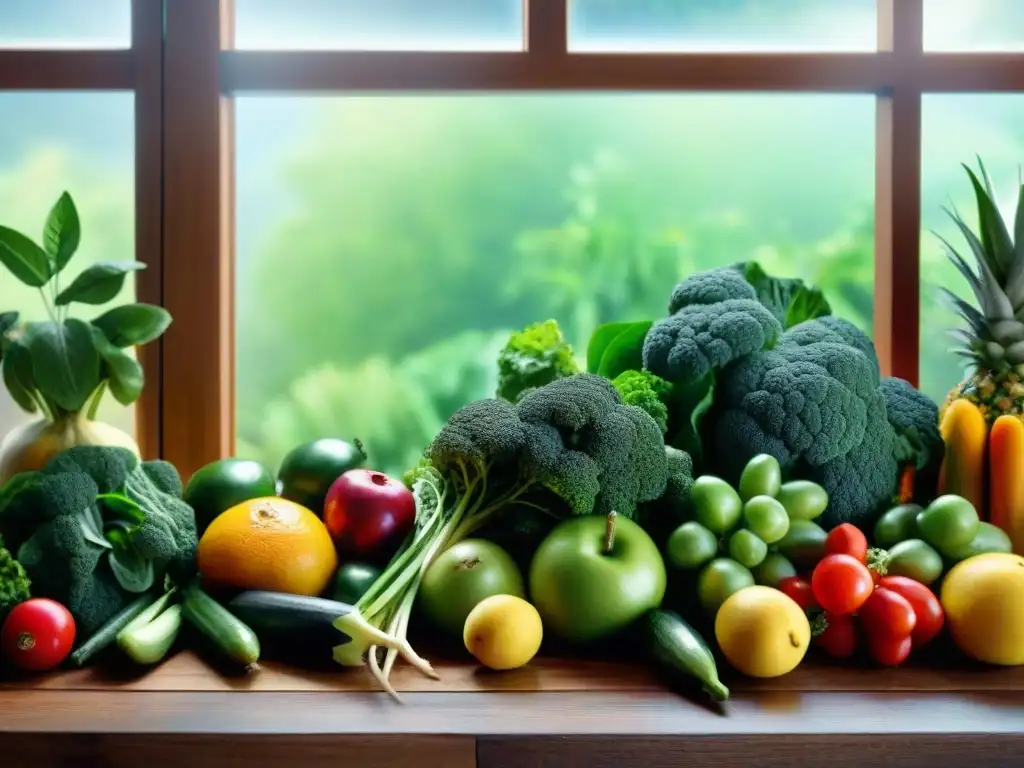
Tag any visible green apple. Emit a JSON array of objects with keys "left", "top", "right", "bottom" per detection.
[{"left": 528, "top": 512, "right": 666, "bottom": 644}]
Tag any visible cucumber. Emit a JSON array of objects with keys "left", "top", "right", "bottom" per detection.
[
  {"left": 228, "top": 590, "right": 354, "bottom": 663},
  {"left": 118, "top": 604, "right": 183, "bottom": 665},
  {"left": 183, "top": 584, "right": 261, "bottom": 671},
  {"left": 644, "top": 609, "right": 729, "bottom": 702},
  {"left": 66, "top": 590, "right": 163, "bottom": 668}
]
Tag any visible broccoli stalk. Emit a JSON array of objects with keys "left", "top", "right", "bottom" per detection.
[{"left": 335, "top": 375, "right": 672, "bottom": 696}]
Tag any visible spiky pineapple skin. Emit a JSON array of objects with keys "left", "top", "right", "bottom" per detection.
[{"left": 942, "top": 369, "right": 1024, "bottom": 428}]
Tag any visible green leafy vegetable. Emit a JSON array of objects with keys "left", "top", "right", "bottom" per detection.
[
  {"left": 0, "top": 533, "right": 31, "bottom": 625},
  {"left": 496, "top": 319, "right": 581, "bottom": 403},
  {"left": 735, "top": 261, "right": 832, "bottom": 329},
  {"left": 55, "top": 262, "right": 145, "bottom": 307},
  {"left": 0, "top": 225, "right": 52, "bottom": 287},
  {"left": 587, "top": 320, "right": 653, "bottom": 378}
]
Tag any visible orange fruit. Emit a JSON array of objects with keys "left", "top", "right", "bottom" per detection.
[{"left": 197, "top": 496, "right": 338, "bottom": 595}]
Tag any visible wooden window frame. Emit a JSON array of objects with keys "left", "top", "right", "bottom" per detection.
[{"left": 2, "top": 0, "right": 1024, "bottom": 478}]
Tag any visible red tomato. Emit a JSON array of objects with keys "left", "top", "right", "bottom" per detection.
[
  {"left": 778, "top": 576, "right": 817, "bottom": 612},
  {"left": 878, "top": 575, "right": 945, "bottom": 647},
  {"left": 867, "top": 632, "right": 913, "bottom": 667},
  {"left": 1, "top": 598, "right": 76, "bottom": 672},
  {"left": 810, "top": 554, "right": 874, "bottom": 616},
  {"left": 825, "top": 523, "right": 868, "bottom": 563},
  {"left": 858, "top": 586, "right": 916, "bottom": 640},
  {"left": 813, "top": 612, "right": 858, "bottom": 658}
]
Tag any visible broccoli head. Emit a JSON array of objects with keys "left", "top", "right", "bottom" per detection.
[
  {"left": 636, "top": 445, "right": 695, "bottom": 545},
  {"left": 496, "top": 319, "right": 581, "bottom": 403},
  {"left": 0, "top": 447, "right": 199, "bottom": 637},
  {"left": 517, "top": 373, "right": 669, "bottom": 518},
  {"left": 644, "top": 269, "right": 782, "bottom": 385},
  {"left": 880, "top": 376, "right": 943, "bottom": 502},
  {"left": 612, "top": 369, "right": 673, "bottom": 433},
  {"left": 708, "top": 316, "right": 899, "bottom": 529},
  {"left": 0, "top": 533, "right": 30, "bottom": 624},
  {"left": 426, "top": 397, "right": 527, "bottom": 483}
]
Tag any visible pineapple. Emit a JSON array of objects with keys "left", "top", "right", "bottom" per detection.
[{"left": 939, "top": 158, "right": 1024, "bottom": 427}]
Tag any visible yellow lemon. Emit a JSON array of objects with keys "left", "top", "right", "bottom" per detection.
[
  {"left": 715, "top": 585, "right": 810, "bottom": 678},
  {"left": 463, "top": 594, "right": 543, "bottom": 671},
  {"left": 941, "top": 552, "right": 1024, "bottom": 666}
]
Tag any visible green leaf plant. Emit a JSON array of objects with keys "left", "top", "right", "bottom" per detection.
[{"left": 0, "top": 192, "right": 172, "bottom": 424}]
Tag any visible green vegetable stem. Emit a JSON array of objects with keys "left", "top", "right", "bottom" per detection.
[{"left": 116, "top": 589, "right": 181, "bottom": 666}]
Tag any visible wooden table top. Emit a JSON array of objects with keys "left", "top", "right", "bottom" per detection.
[{"left": 1, "top": 651, "right": 1022, "bottom": 767}]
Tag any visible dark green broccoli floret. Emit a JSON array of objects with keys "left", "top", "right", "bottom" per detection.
[
  {"left": 644, "top": 269, "right": 782, "bottom": 385},
  {"left": 880, "top": 377, "right": 943, "bottom": 471},
  {"left": 45, "top": 446, "right": 136, "bottom": 494},
  {"left": 140, "top": 459, "right": 185, "bottom": 498},
  {"left": 612, "top": 369, "right": 673, "bottom": 433},
  {"left": 710, "top": 316, "right": 898, "bottom": 528},
  {"left": 427, "top": 397, "right": 527, "bottom": 480},
  {"left": 635, "top": 446, "right": 695, "bottom": 547},
  {"left": 0, "top": 533, "right": 30, "bottom": 624},
  {"left": 517, "top": 373, "right": 669, "bottom": 518},
  {"left": 496, "top": 319, "right": 581, "bottom": 403}
]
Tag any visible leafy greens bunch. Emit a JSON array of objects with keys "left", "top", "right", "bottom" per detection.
[
  {"left": 334, "top": 373, "right": 687, "bottom": 695},
  {"left": 0, "top": 192, "right": 171, "bottom": 423},
  {"left": 0, "top": 446, "right": 197, "bottom": 636}
]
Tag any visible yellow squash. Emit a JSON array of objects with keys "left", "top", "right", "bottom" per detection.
[
  {"left": 989, "top": 415, "right": 1024, "bottom": 555},
  {"left": 939, "top": 399, "right": 988, "bottom": 516}
]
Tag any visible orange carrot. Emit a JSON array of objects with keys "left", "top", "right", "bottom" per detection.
[{"left": 989, "top": 415, "right": 1024, "bottom": 555}]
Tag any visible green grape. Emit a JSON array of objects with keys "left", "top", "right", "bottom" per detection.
[
  {"left": 666, "top": 521, "right": 719, "bottom": 570},
  {"left": 728, "top": 529, "right": 768, "bottom": 568},
  {"left": 743, "top": 495, "right": 790, "bottom": 544},
  {"left": 691, "top": 476, "right": 743, "bottom": 534}
]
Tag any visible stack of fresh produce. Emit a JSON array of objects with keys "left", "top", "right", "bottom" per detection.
[{"left": 3, "top": 168, "right": 1024, "bottom": 701}]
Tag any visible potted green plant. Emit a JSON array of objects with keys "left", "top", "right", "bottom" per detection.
[{"left": 0, "top": 191, "right": 171, "bottom": 482}]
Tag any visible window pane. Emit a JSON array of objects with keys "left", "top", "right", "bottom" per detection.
[
  {"left": 0, "top": 1, "right": 129, "bottom": 49},
  {"left": 924, "top": 0, "right": 1024, "bottom": 51},
  {"left": 920, "top": 96, "right": 1024, "bottom": 409},
  {"left": 233, "top": 0, "right": 523, "bottom": 51},
  {"left": 570, "top": 0, "right": 877, "bottom": 52},
  {"left": 235, "top": 95, "right": 874, "bottom": 477},
  {"left": 0, "top": 93, "right": 136, "bottom": 439}
]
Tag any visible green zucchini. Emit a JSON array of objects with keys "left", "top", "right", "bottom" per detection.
[
  {"left": 644, "top": 609, "right": 729, "bottom": 702},
  {"left": 182, "top": 584, "right": 261, "bottom": 671},
  {"left": 66, "top": 589, "right": 163, "bottom": 668},
  {"left": 228, "top": 590, "right": 354, "bottom": 663}
]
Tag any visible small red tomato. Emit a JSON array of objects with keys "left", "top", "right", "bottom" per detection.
[
  {"left": 878, "top": 575, "right": 944, "bottom": 647},
  {"left": 867, "top": 632, "right": 913, "bottom": 667},
  {"left": 825, "top": 523, "right": 868, "bottom": 563},
  {"left": 858, "top": 586, "right": 916, "bottom": 640},
  {"left": 811, "top": 554, "right": 874, "bottom": 616},
  {"left": 813, "top": 612, "right": 858, "bottom": 659},
  {"left": 778, "top": 575, "right": 817, "bottom": 612},
  {"left": 1, "top": 598, "right": 76, "bottom": 672}
]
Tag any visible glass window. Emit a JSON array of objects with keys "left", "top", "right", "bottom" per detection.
[
  {"left": 0, "top": 92, "right": 136, "bottom": 439},
  {"left": 0, "top": 1, "right": 130, "bottom": 49},
  {"left": 924, "top": 0, "right": 1024, "bottom": 51},
  {"left": 235, "top": 94, "right": 874, "bottom": 477},
  {"left": 919, "top": 95, "right": 1024, "bottom": 406},
  {"left": 569, "top": 0, "right": 877, "bottom": 52},
  {"left": 233, "top": 0, "right": 524, "bottom": 51}
]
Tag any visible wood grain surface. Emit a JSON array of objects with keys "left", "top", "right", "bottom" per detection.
[{"left": 2, "top": 650, "right": 1019, "bottom": 694}]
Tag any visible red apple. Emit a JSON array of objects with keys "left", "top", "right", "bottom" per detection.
[{"left": 324, "top": 470, "right": 415, "bottom": 563}]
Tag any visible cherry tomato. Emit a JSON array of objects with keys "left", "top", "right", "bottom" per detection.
[
  {"left": 867, "top": 632, "right": 913, "bottom": 666},
  {"left": 825, "top": 523, "right": 868, "bottom": 563},
  {"left": 810, "top": 554, "right": 874, "bottom": 616},
  {"left": 813, "top": 611, "right": 858, "bottom": 658},
  {"left": 1, "top": 598, "right": 76, "bottom": 672},
  {"left": 858, "top": 586, "right": 916, "bottom": 640},
  {"left": 778, "top": 575, "right": 817, "bottom": 612},
  {"left": 877, "top": 575, "right": 945, "bottom": 647}
]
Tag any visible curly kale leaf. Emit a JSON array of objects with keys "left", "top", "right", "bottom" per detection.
[{"left": 496, "top": 320, "right": 581, "bottom": 403}]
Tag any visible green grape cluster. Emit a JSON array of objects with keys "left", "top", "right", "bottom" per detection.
[{"left": 665, "top": 454, "right": 829, "bottom": 616}]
